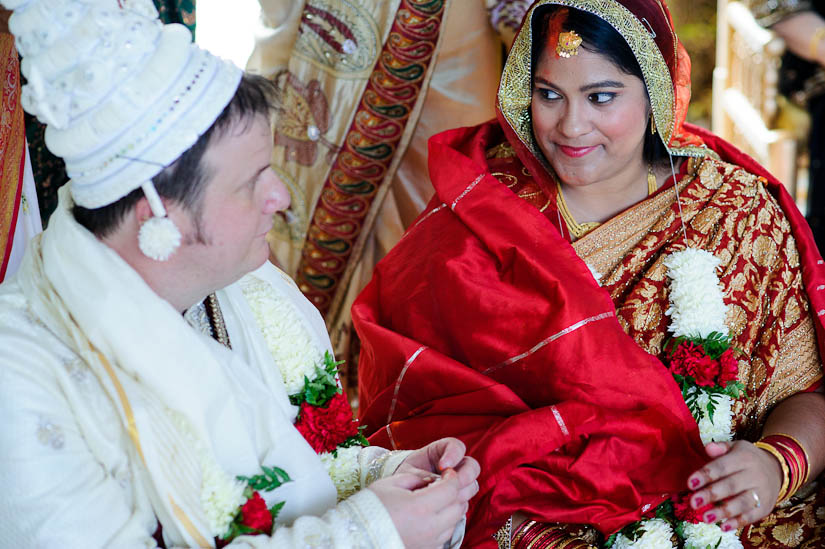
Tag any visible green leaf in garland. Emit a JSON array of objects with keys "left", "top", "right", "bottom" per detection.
[
  {"left": 222, "top": 521, "right": 257, "bottom": 541},
  {"left": 619, "top": 521, "right": 645, "bottom": 542},
  {"left": 674, "top": 520, "right": 687, "bottom": 540},
  {"left": 706, "top": 391, "right": 720, "bottom": 423},
  {"left": 338, "top": 426, "right": 370, "bottom": 452},
  {"left": 269, "top": 501, "right": 286, "bottom": 521},
  {"left": 723, "top": 381, "right": 746, "bottom": 400},
  {"left": 237, "top": 466, "right": 292, "bottom": 492},
  {"left": 698, "top": 331, "right": 731, "bottom": 359},
  {"left": 654, "top": 499, "right": 674, "bottom": 521},
  {"left": 290, "top": 351, "right": 344, "bottom": 407}
]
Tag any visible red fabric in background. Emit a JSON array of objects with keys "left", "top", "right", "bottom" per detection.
[{"left": 354, "top": 121, "right": 709, "bottom": 547}]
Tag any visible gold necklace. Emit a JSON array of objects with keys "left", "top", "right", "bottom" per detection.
[{"left": 557, "top": 163, "right": 657, "bottom": 240}]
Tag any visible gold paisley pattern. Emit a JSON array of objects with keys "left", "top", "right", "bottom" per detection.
[{"left": 572, "top": 158, "right": 823, "bottom": 437}]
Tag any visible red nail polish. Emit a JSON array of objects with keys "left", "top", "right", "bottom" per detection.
[
  {"left": 722, "top": 523, "right": 732, "bottom": 532},
  {"left": 693, "top": 497, "right": 704, "bottom": 507},
  {"left": 690, "top": 478, "right": 700, "bottom": 488},
  {"left": 705, "top": 513, "right": 716, "bottom": 523}
]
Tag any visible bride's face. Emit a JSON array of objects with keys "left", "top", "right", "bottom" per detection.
[{"left": 531, "top": 45, "right": 651, "bottom": 191}]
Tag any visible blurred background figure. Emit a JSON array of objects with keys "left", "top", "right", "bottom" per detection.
[
  {"left": 749, "top": 3, "right": 825, "bottom": 252},
  {"left": 714, "top": 0, "right": 825, "bottom": 253},
  {"left": 0, "top": 7, "right": 40, "bottom": 283},
  {"left": 198, "top": 0, "right": 530, "bottom": 397}
]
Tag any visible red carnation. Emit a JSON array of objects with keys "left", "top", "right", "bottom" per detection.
[
  {"left": 673, "top": 492, "right": 713, "bottom": 524},
  {"left": 240, "top": 492, "right": 273, "bottom": 534},
  {"left": 669, "top": 341, "right": 704, "bottom": 377},
  {"left": 718, "top": 349, "right": 739, "bottom": 385},
  {"left": 669, "top": 341, "right": 722, "bottom": 387},
  {"left": 691, "top": 354, "right": 720, "bottom": 387},
  {"left": 294, "top": 392, "right": 358, "bottom": 453}
]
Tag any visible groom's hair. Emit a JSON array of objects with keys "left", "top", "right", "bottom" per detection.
[{"left": 73, "top": 73, "right": 278, "bottom": 240}]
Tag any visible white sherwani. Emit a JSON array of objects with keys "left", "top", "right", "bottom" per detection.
[{"left": 0, "top": 190, "right": 407, "bottom": 548}]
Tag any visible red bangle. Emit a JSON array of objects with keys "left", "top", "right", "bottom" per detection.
[{"left": 759, "top": 434, "right": 810, "bottom": 500}]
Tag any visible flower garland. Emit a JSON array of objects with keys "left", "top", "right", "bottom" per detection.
[
  {"left": 606, "top": 248, "right": 746, "bottom": 549},
  {"left": 196, "top": 276, "right": 368, "bottom": 544},
  {"left": 241, "top": 276, "right": 367, "bottom": 500},
  {"left": 166, "top": 407, "right": 289, "bottom": 543}
]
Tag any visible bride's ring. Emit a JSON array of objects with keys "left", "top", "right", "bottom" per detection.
[{"left": 752, "top": 490, "right": 761, "bottom": 508}]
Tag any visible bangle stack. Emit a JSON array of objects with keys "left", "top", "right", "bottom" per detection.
[
  {"left": 511, "top": 521, "right": 595, "bottom": 549},
  {"left": 754, "top": 433, "right": 810, "bottom": 504}
]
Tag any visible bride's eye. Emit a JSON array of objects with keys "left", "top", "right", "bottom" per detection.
[
  {"left": 536, "top": 88, "right": 562, "bottom": 101},
  {"left": 589, "top": 92, "right": 615, "bottom": 104}
]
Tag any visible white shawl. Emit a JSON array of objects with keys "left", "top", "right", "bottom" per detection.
[{"left": 18, "top": 188, "right": 336, "bottom": 546}]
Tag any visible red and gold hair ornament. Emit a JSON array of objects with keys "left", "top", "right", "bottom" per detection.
[
  {"left": 556, "top": 30, "right": 582, "bottom": 58},
  {"left": 544, "top": 8, "right": 581, "bottom": 59}
]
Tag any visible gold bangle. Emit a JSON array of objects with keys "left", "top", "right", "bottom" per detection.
[
  {"left": 755, "top": 441, "right": 791, "bottom": 503},
  {"left": 513, "top": 521, "right": 538, "bottom": 547},
  {"left": 809, "top": 26, "right": 825, "bottom": 60},
  {"left": 772, "top": 432, "right": 811, "bottom": 485}
]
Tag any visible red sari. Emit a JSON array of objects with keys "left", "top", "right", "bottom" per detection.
[
  {"left": 355, "top": 118, "right": 825, "bottom": 546},
  {"left": 355, "top": 120, "right": 708, "bottom": 546}
]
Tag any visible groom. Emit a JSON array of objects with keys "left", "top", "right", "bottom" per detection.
[{"left": 0, "top": 0, "right": 478, "bottom": 547}]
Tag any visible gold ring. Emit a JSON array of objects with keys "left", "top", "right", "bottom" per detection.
[{"left": 752, "top": 489, "right": 761, "bottom": 508}]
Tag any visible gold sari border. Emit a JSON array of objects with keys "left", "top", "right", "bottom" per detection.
[
  {"left": 169, "top": 495, "right": 212, "bottom": 548},
  {"left": 386, "top": 345, "right": 427, "bottom": 425},
  {"left": 0, "top": 36, "right": 24, "bottom": 281},
  {"left": 484, "top": 311, "right": 615, "bottom": 375}
]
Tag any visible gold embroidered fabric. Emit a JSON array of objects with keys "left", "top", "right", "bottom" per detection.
[{"left": 571, "top": 157, "right": 823, "bottom": 439}]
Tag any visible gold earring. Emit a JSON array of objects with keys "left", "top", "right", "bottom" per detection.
[{"left": 650, "top": 113, "right": 657, "bottom": 135}]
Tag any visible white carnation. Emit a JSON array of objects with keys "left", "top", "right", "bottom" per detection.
[
  {"left": 689, "top": 388, "right": 734, "bottom": 444},
  {"left": 663, "top": 249, "right": 728, "bottom": 339},
  {"left": 201, "top": 457, "right": 247, "bottom": 537},
  {"left": 682, "top": 521, "right": 743, "bottom": 549},
  {"left": 319, "top": 446, "right": 361, "bottom": 501},
  {"left": 612, "top": 518, "right": 675, "bottom": 549},
  {"left": 241, "top": 276, "right": 325, "bottom": 395}
]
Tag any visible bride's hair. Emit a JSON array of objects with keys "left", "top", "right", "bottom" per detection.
[{"left": 530, "top": 5, "right": 669, "bottom": 164}]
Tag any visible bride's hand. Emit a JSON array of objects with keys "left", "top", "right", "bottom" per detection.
[{"left": 686, "top": 441, "right": 782, "bottom": 531}]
